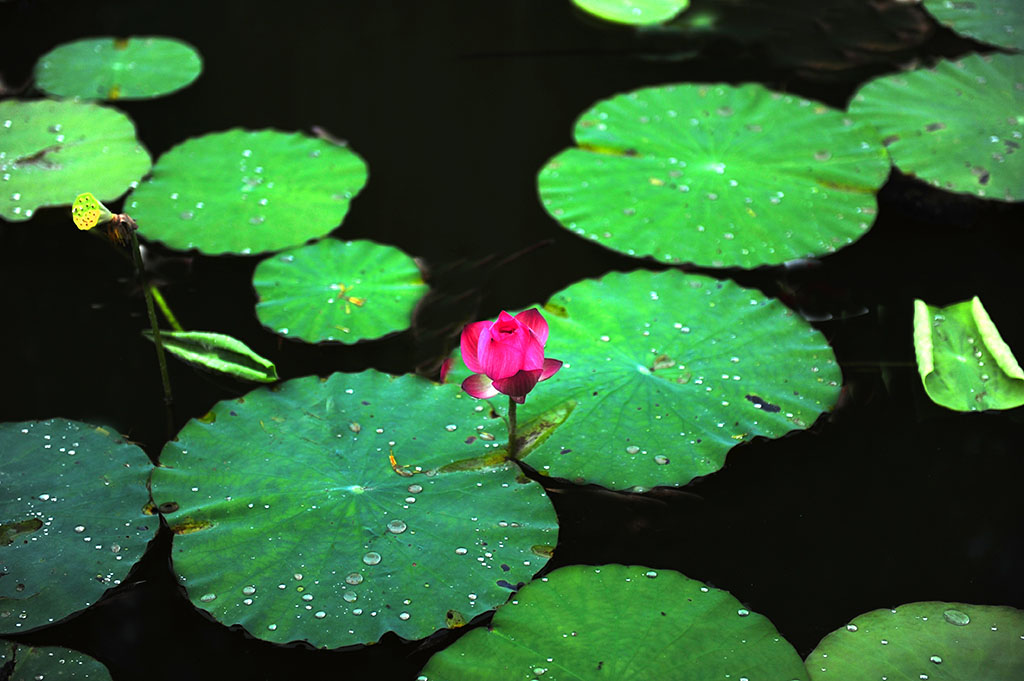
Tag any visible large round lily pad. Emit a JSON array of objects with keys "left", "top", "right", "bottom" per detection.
[
  {"left": 150, "top": 371, "right": 558, "bottom": 647},
  {"left": 849, "top": 52, "right": 1024, "bottom": 202},
  {"left": 0, "top": 420, "right": 155, "bottom": 634},
  {"left": 807, "top": 601, "right": 1024, "bottom": 680},
  {"left": 572, "top": 0, "right": 689, "bottom": 25},
  {"left": 0, "top": 642, "right": 112, "bottom": 680},
  {"left": 923, "top": 0, "right": 1024, "bottom": 50},
  {"left": 419, "top": 564, "right": 809, "bottom": 681},
  {"left": 127, "top": 129, "right": 368, "bottom": 254},
  {"left": 253, "top": 239, "right": 428, "bottom": 343},
  {"left": 449, "top": 269, "right": 840, "bottom": 491},
  {"left": 0, "top": 99, "right": 151, "bottom": 222},
  {"left": 537, "top": 82, "right": 889, "bottom": 268},
  {"left": 35, "top": 36, "right": 202, "bottom": 100}
]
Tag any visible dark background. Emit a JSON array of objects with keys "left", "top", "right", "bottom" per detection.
[{"left": 1, "top": 1, "right": 1022, "bottom": 679}]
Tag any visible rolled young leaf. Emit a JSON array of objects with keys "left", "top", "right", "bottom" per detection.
[{"left": 141, "top": 330, "right": 278, "bottom": 383}]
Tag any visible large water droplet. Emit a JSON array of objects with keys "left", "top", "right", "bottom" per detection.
[
  {"left": 242, "top": 585, "right": 256, "bottom": 596},
  {"left": 387, "top": 520, "right": 407, "bottom": 534},
  {"left": 929, "top": 655, "right": 942, "bottom": 664},
  {"left": 737, "top": 608, "right": 749, "bottom": 617},
  {"left": 199, "top": 593, "right": 216, "bottom": 603},
  {"left": 362, "top": 551, "right": 382, "bottom": 565},
  {"left": 345, "top": 573, "right": 363, "bottom": 585},
  {"left": 943, "top": 609, "right": 970, "bottom": 626},
  {"left": 343, "top": 591, "right": 357, "bottom": 603}
]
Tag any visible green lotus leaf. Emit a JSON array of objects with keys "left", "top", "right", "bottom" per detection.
[
  {"left": 35, "top": 36, "right": 202, "bottom": 100},
  {"left": 0, "top": 99, "right": 151, "bottom": 222},
  {"left": 913, "top": 296, "right": 1024, "bottom": 411},
  {"left": 0, "top": 420, "right": 155, "bottom": 634},
  {"left": 142, "top": 330, "right": 278, "bottom": 382},
  {"left": 253, "top": 239, "right": 428, "bottom": 343},
  {"left": 572, "top": 0, "right": 689, "bottom": 25},
  {"left": 537, "top": 82, "right": 889, "bottom": 268},
  {"left": 0, "top": 641, "right": 112, "bottom": 680},
  {"left": 850, "top": 53, "right": 1024, "bottom": 202},
  {"left": 922, "top": 0, "right": 1024, "bottom": 50},
  {"left": 807, "top": 602, "right": 1024, "bottom": 680},
  {"left": 126, "top": 129, "right": 368, "bottom": 254},
  {"left": 447, "top": 269, "right": 841, "bottom": 491},
  {"left": 150, "top": 371, "right": 558, "bottom": 647},
  {"left": 420, "top": 564, "right": 809, "bottom": 681}
]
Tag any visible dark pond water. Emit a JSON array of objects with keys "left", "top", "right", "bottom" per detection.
[{"left": 2, "top": 1, "right": 1023, "bottom": 679}]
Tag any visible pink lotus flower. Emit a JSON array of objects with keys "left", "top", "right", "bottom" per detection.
[{"left": 460, "top": 309, "right": 562, "bottom": 404}]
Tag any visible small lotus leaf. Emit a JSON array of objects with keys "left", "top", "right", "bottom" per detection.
[
  {"left": 150, "top": 371, "right": 558, "bottom": 647},
  {"left": 0, "top": 99, "right": 151, "bottom": 222},
  {"left": 0, "top": 642, "right": 112, "bottom": 680},
  {"left": 538, "top": 82, "right": 889, "bottom": 268},
  {"left": 807, "top": 601, "right": 1024, "bottom": 680},
  {"left": 0, "top": 420, "right": 155, "bottom": 634},
  {"left": 572, "top": 0, "right": 690, "bottom": 25},
  {"left": 448, "top": 269, "right": 841, "bottom": 490},
  {"left": 913, "top": 296, "right": 1024, "bottom": 411},
  {"left": 35, "top": 36, "right": 202, "bottom": 100},
  {"left": 127, "top": 129, "right": 368, "bottom": 254},
  {"left": 922, "top": 0, "right": 1024, "bottom": 50},
  {"left": 850, "top": 53, "right": 1024, "bottom": 201},
  {"left": 420, "top": 564, "right": 809, "bottom": 680},
  {"left": 253, "top": 239, "right": 428, "bottom": 343}
]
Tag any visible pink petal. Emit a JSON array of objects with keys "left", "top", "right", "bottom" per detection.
[
  {"left": 521, "top": 333, "right": 546, "bottom": 372},
  {"left": 493, "top": 369, "right": 542, "bottom": 403},
  {"left": 439, "top": 358, "right": 453, "bottom": 383},
  {"left": 515, "top": 308, "right": 548, "bottom": 345},
  {"left": 477, "top": 326, "right": 530, "bottom": 379},
  {"left": 462, "top": 374, "right": 499, "bottom": 399},
  {"left": 460, "top": 321, "right": 491, "bottom": 374},
  {"left": 539, "top": 358, "right": 562, "bottom": 381}
]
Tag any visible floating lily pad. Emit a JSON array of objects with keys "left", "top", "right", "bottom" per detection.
[
  {"left": 922, "top": 0, "right": 1024, "bottom": 50},
  {"left": 913, "top": 296, "right": 1024, "bottom": 411},
  {"left": 253, "top": 239, "right": 427, "bottom": 343},
  {"left": 150, "top": 371, "right": 558, "bottom": 647},
  {"left": 538, "top": 83, "right": 889, "bottom": 268},
  {"left": 850, "top": 53, "right": 1024, "bottom": 201},
  {"left": 448, "top": 269, "right": 841, "bottom": 490},
  {"left": 0, "top": 420, "right": 155, "bottom": 634},
  {"left": 127, "top": 129, "right": 368, "bottom": 254},
  {"left": 0, "top": 99, "right": 151, "bottom": 222},
  {"left": 572, "top": 0, "right": 689, "bottom": 25},
  {"left": 0, "top": 641, "right": 112, "bottom": 680},
  {"left": 420, "top": 564, "right": 809, "bottom": 681},
  {"left": 35, "top": 36, "right": 202, "bottom": 100},
  {"left": 807, "top": 602, "right": 1024, "bottom": 680}
]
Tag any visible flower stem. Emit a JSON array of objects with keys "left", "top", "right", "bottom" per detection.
[
  {"left": 129, "top": 227, "right": 174, "bottom": 437},
  {"left": 507, "top": 396, "right": 518, "bottom": 459}
]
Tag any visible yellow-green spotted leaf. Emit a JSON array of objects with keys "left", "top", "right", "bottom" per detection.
[
  {"left": 253, "top": 239, "right": 428, "bottom": 343},
  {"left": 913, "top": 296, "right": 1024, "bottom": 411},
  {"left": 126, "top": 129, "right": 368, "bottom": 254},
  {"left": 0, "top": 99, "right": 151, "bottom": 222},
  {"left": 142, "top": 330, "right": 278, "bottom": 383},
  {"left": 35, "top": 36, "right": 202, "bottom": 101}
]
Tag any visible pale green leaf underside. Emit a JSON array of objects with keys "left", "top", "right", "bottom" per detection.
[
  {"left": 572, "top": 0, "right": 690, "bottom": 25},
  {"left": 143, "top": 330, "right": 278, "bottom": 382},
  {"left": 913, "top": 296, "right": 1024, "bottom": 411},
  {"left": 421, "top": 564, "right": 808, "bottom": 681}
]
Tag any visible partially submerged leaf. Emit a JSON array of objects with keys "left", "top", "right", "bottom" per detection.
[
  {"left": 913, "top": 297, "right": 1024, "bottom": 411},
  {"left": 142, "top": 330, "right": 278, "bottom": 383},
  {"left": 807, "top": 601, "right": 1024, "bottom": 680},
  {"left": 420, "top": 564, "right": 808, "bottom": 680},
  {"left": 572, "top": 0, "right": 689, "bottom": 25},
  {"left": 0, "top": 642, "right": 112, "bottom": 680}
]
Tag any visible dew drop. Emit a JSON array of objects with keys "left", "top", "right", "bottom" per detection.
[
  {"left": 267, "top": 624, "right": 277, "bottom": 631},
  {"left": 930, "top": 655, "right": 942, "bottom": 664},
  {"left": 653, "top": 455, "right": 669, "bottom": 465},
  {"left": 454, "top": 547, "right": 468, "bottom": 555},
  {"left": 199, "top": 593, "right": 216, "bottom": 603},
  {"left": 399, "top": 612, "right": 410, "bottom": 621},
  {"left": 387, "top": 520, "right": 407, "bottom": 534},
  {"left": 242, "top": 585, "right": 256, "bottom": 596},
  {"left": 362, "top": 551, "right": 382, "bottom": 565},
  {"left": 943, "top": 609, "right": 970, "bottom": 626},
  {"left": 343, "top": 591, "right": 357, "bottom": 603},
  {"left": 846, "top": 624, "right": 858, "bottom": 632},
  {"left": 345, "top": 573, "right": 363, "bottom": 585},
  {"left": 625, "top": 445, "right": 640, "bottom": 455},
  {"left": 407, "top": 483, "right": 423, "bottom": 494},
  {"left": 737, "top": 609, "right": 750, "bottom": 617},
  {"left": 302, "top": 593, "right": 313, "bottom": 602},
  {"left": 444, "top": 424, "right": 457, "bottom": 432},
  {"left": 314, "top": 610, "right": 326, "bottom": 619}
]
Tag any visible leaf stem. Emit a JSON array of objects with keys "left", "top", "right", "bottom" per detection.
[
  {"left": 507, "top": 396, "right": 518, "bottom": 459},
  {"left": 129, "top": 226, "right": 174, "bottom": 436},
  {"left": 149, "top": 284, "right": 184, "bottom": 332}
]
